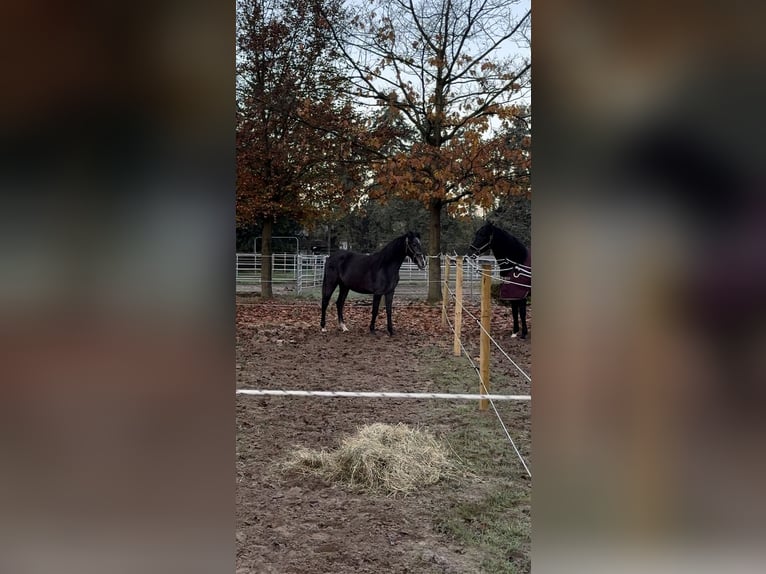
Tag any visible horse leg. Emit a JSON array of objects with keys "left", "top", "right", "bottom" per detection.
[
  {"left": 519, "top": 298, "right": 528, "bottom": 339},
  {"left": 320, "top": 274, "right": 337, "bottom": 333},
  {"left": 511, "top": 300, "right": 520, "bottom": 338},
  {"left": 370, "top": 293, "right": 382, "bottom": 333},
  {"left": 384, "top": 291, "right": 394, "bottom": 336},
  {"left": 336, "top": 285, "right": 350, "bottom": 332}
]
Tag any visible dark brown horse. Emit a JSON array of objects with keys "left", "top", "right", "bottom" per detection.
[
  {"left": 469, "top": 222, "right": 531, "bottom": 339},
  {"left": 320, "top": 231, "right": 426, "bottom": 335}
]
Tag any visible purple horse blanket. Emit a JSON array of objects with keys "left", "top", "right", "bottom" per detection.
[{"left": 499, "top": 251, "right": 531, "bottom": 301}]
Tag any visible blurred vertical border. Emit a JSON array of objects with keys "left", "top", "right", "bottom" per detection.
[
  {"left": 0, "top": 1, "right": 233, "bottom": 573},
  {"left": 533, "top": 0, "right": 766, "bottom": 571}
]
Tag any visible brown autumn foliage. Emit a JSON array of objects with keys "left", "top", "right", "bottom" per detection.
[
  {"left": 236, "top": 0, "right": 368, "bottom": 296},
  {"left": 237, "top": 0, "right": 340, "bottom": 218},
  {"left": 372, "top": 108, "right": 531, "bottom": 213}
]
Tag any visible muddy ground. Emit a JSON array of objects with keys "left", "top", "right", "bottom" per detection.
[{"left": 236, "top": 296, "right": 531, "bottom": 573}]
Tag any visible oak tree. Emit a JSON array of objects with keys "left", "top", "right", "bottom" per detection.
[
  {"left": 236, "top": 0, "right": 362, "bottom": 296},
  {"left": 326, "top": 0, "right": 531, "bottom": 301}
]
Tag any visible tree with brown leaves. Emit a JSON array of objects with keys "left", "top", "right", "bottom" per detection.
[
  {"left": 326, "top": 0, "right": 531, "bottom": 301},
  {"left": 236, "top": 0, "right": 364, "bottom": 297}
]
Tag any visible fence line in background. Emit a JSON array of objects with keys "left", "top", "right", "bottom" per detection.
[{"left": 236, "top": 253, "right": 505, "bottom": 297}]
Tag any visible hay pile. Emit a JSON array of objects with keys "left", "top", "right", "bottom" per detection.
[{"left": 281, "top": 423, "right": 466, "bottom": 495}]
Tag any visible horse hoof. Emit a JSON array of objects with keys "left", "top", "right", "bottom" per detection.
[
  {"left": 511, "top": 333, "right": 517, "bottom": 338},
  {"left": 321, "top": 327, "right": 326, "bottom": 333},
  {"left": 340, "top": 323, "right": 349, "bottom": 332}
]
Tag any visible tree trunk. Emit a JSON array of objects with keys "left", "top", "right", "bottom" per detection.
[
  {"left": 261, "top": 218, "right": 273, "bottom": 298},
  {"left": 427, "top": 199, "right": 442, "bottom": 303}
]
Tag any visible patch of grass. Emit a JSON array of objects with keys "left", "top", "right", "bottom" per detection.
[
  {"left": 420, "top": 346, "right": 479, "bottom": 393},
  {"left": 419, "top": 344, "right": 531, "bottom": 573},
  {"left": 435, "top": 487, "right": 530, "bottom": 574},
  {"left": 439, "top": 415, "right": 530, "bottom": 574}
]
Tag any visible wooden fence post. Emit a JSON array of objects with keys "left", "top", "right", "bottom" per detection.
[
  {"left": 441, "top": 255, "right": 451, "bottom": 327},
  {"left": 453, "top": 256, "right": 464, "bottom": 356},
  {"left": 479, "top": 263, "right": 492, "bottom": 410}
]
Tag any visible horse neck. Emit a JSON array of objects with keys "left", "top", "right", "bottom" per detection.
[
  {"left": 376, "top": 236, "right": 408, "bottom": 267},
  {"left": 492, "top": 230, "right": 527, "bottom": 264}
]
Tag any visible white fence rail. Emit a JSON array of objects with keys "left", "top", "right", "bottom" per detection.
[{"left": 236, "top": 253, "right": 505, "bottom": 297}]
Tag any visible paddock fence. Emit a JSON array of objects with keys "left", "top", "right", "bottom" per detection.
[{"left": 235, "top": 253, "right": 507, "bottom": 298}]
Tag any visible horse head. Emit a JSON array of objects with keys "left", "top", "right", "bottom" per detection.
[
  {"left": 405, "top": 231, "right": 426, "bottom": 270},
  {"left": 469, "top": 221, "right": 494, "bottom": 255}
]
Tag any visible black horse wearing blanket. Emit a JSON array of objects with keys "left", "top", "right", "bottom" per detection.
[
  {"left": 469, "top": 221, "right": 531, "bottom": 339},
  {"left": 320, "top": 231, "right": 426, "bottom": 335}
]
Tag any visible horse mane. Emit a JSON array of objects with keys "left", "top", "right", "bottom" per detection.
[
  {"left": 491, "top": 225, "right": 528, "bottom": 265},
  {"left": 375, "top": 233, "right": 409, "bottom": 261}
]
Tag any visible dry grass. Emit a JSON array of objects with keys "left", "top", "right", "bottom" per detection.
[{"left": 281, "top": 422, "right": 468, "bottom": 495}]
